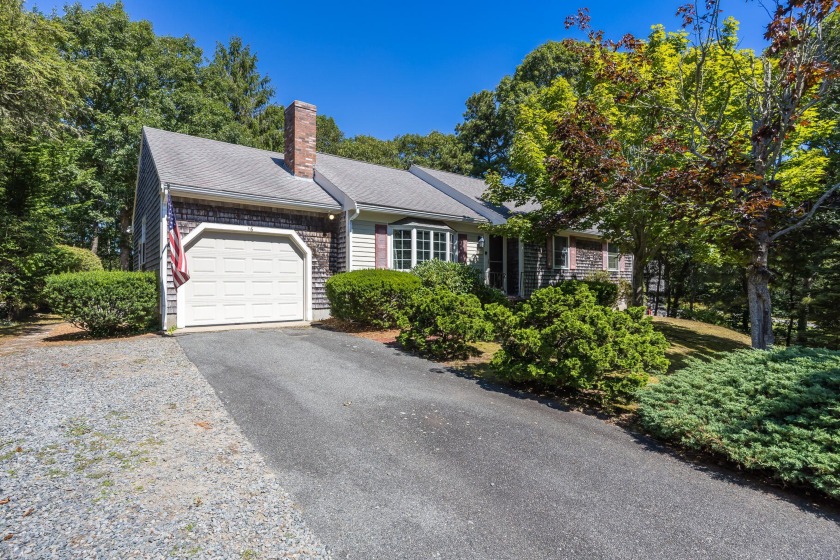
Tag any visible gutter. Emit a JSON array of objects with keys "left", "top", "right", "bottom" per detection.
[{"left": 166, "top": 182, "right": 342, "bottom": 213}]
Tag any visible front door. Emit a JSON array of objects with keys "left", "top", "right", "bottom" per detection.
[
  {"left": 506, "top": 237, "right": 519, "bottom": 296},
  {"left": 488, "top": 236, "right": 504, "bottom": 291}
]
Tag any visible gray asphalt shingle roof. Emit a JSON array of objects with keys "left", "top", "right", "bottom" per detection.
[
  {"left": 315, "top": 154, "right": 486, "bottom": 221},
  {"left": 142, "top": 127, "right": 341, "bottom": 208},
  {"left": 413, "top": 166, "right": 541, "bottom": 217},
  {"left": 415, "top": 165, "right": 602, "bottom": 236}
]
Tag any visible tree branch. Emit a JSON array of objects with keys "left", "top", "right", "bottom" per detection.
[{"left": 770, "top": 181, "right": 840, "bottom": 241}]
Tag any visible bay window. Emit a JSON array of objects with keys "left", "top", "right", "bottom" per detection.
[{"left": 392, "top": 226, "right": 451, "bottom": 270}]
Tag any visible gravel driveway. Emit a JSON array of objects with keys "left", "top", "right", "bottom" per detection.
[
  {"left": 0, "top": 337, "right": 329, "bottom": 559},
  {"left": 180, "top": 327, "right": 840, "bottom": 560}
]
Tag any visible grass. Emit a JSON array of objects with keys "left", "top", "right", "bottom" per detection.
[{"left": 651, "top": 316, "right": 751, "bottom": 374}]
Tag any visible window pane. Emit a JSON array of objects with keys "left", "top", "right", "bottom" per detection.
[
  {"left": 416, "top": 230, "right": 431, "bottom": 263},
  {"left": 433, "top": 232, "right": 448, "bottom": 261},
  {"left": 393, "top": 229, "right": 411, "bottom": 270},
  {"left": 608, "top": 243, "right": 619, "bottom": 270},
  {"left": 554, "top": 236, "right": 568, "bottom": 268}
]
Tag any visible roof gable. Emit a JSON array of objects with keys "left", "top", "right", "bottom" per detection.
[{"left": 142, "top": 127, "right": 341, "bottom": 209}]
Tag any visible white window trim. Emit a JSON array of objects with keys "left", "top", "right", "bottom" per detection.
[
  {"left": 608, "top": 242, "right": 620, "bottom": 271},
  {"left": 389, "top": 225, "right": 452, "bottom": 269},
  {"left": 553, "top": 235, "right": 570, "bottom": 270}
]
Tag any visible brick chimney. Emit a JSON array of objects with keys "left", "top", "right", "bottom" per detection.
[{"left": 283, "top": 100, "right": 317, "bottom": 178}]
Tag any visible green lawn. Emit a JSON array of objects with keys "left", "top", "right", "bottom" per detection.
[
  {"left": 0, "top": 314, "right": 62, "bottom": 342},
  {"left": 652, "top": 316, "right": 751, "bottom": 374}
]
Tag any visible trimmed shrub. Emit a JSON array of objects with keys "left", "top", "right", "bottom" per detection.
[
  {"left": 325, "top": 269, "right": 421, "bottom": 329},
  {"left": 411, "top": 260, "right": 507, "bottom": 306},
  {"left": 489, "top": 283, "right": 669, "bottom": 402},
  {"left": 43, "top": 271, "right": 159, "bottom": 336},
  {"left": 49, "top": 245, "right": 103, "bottom": 274},
  {"left": 398, "top": 287, "right": 492, "bottom": 360},
  {"left": 638, "top": 347, "right": 840, "bottom": 499}
]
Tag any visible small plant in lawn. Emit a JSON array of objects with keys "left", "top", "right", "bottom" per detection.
[
  {"left": 44, "top": 271, "right": 158, "bottom": 336},
  {"left": 638, "top": 347, "right": 840, "bottom": 499},
  {"left": 488, "top": 283, "right": 668, "bottom": 403},
  {"left": 325, "top": 269, "right": 421, "bottom": 329},
  {"left": 398, "top": 287, "right": 492, "bottom": 360}
]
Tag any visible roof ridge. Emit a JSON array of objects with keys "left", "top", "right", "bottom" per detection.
[
  {"left": 143, "top": 126, "right": 286, "bottom": 160},
  {"left": 414, "top": 164, "right": 488, "bottom": 183},
  {"left": 315, "top": 151, "right": 412, "bottom": 174}
]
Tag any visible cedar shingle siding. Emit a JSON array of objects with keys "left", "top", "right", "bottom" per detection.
[
  {"left": 133, "top": 136, "right": 161, "bottom": 272},
  {"left": 164, "top": 199, "right": 343, "bottom": 316},
  {"left": 522, "top": 241, "right": 632, "bottom": 297}
]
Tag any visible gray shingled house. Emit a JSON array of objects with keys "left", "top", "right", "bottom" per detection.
[{"left": 133, "top": 100, "right": 631, "bottom": 329}]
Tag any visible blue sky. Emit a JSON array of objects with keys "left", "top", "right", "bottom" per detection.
[{"left": 30, "top": 0, "right": 771, "bottom": 138}]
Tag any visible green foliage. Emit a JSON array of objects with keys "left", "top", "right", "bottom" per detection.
[
  {"left": 638, "top": 347, "right": 840, "bottom": 499},
  {"left": 49, "top": 245, "right": 103, "bottom": 273},
  {"left": 325, "top": 269, "right": 421, "bottom": 329},
  {"left": 570, "top": 277, "right": 619, "bottom": 308},
  {"left": 489, "top": 284, "right": 669, "bottom": 402},
  {"left": 397, "top": 287, "right": 491, "bottom": 360},
  {"left": 43, "top": 271, "right": 159, "bottom": 336},
  {"left": 410, "top": 260, "right": 506, "bottom": 306}
]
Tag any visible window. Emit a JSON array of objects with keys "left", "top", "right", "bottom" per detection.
[
  {"left": 608, "top": 243, "right": 619, "bottom": 271},
  {"left": 393, "top": 229, "right": 412, "bottom": 270},
  {"left": 416, "top": 230, "right": 431, "bottom": 263},
  {"left": 433, "top": 232, "right": 448, "bottom": 261},
  {"left": 392, "top": 227, "right": 450, "bottom": 269},
  {"left": 553, "top": 236, "right": 569, "bottom": 269}
]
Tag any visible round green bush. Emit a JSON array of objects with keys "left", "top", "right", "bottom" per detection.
[
  {"left": 411, "top": 260, "right": 507, "bottom": 306},
  {"left": 43, "top": 271, "right": 159, "bottom": 337},
  {"left": 489, "top": 283, "right": 669, "bottom": 402},
  {"left": 397, "top": 287, "right": 492, "bottom": 360},
  {"left": 325, "top": 269, "right": 421, "bottom": 329},
  {"left": 638, "top": 347, "right": 840, "bottom": 499},
  {"left": 50, "top": 245, "right": 103, "bottom": 273}
]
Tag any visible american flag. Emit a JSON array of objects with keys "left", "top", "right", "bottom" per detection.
[{"left": 167, "top": 193, "right": 190, "bottom": 288}]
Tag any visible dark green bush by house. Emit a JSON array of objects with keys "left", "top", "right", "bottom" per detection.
[
  {"left": 488, "top": 283, "right": 668, "bottom": 402},
  {"left": 574, "top": 279, "right": 619, "bottom": 308},
  {"left": 638, "top": 347, "right": 840, "bottom": 499},
  {"left": 44, "top": 271, "right": 158, "bottom": 336},
  {"left": 411, "top": 260, "right": 507, "bottom": 306},
  {"left": 397, "top": 287, "right": 492, "bottom": 360},
  {"left": 325, "top": 269, "right": 421, "bottom": 329}
]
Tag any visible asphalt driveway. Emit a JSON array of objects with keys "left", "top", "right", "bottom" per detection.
[{"left": 178, "top": 327, "right": 840, "bottom": 560}]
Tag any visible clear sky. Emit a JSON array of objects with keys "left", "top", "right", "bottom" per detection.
[{"left": 29, "top": 0, "right": 772, "bottom": 139}]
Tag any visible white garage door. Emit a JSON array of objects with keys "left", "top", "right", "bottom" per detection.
[{"left": 183, "top": 231, "right": 306, "bottom": 326}]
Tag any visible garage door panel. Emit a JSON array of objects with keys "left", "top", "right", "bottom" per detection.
[
  {"left": 183, "top": 230, "right": 306, "bottom": 327},
  {"left": 251, "top": 258, "right": 274, "bottom": 274}
]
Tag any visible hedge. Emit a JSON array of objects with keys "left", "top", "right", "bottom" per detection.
[
  {"left": 638, "top": 347, "right": 840, "bottom": 499},
  {"left": 411, "top": 260, "right": 507, "bottom": 305},
  {"left": 43, "top": 271, "right": 159, "bottom": 336},
  {"left": 488, "top": 283, "right": 668, "bottom": 402},
  {"left": 397, "top": 287, "right": 491, "bottom": 360},
  {"left": 325, "top": 269, "right": 421, "bottom": 329},
  {"left": 49, "top": 245, "right": 103, "bottom": 274}
]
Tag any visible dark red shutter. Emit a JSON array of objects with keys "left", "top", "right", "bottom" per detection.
[
  {"left": 375, "top": 224, "right": 387, "bottom": 268},
  {"left": 458, "top": 233, "right": 468, "bottom": 263}
]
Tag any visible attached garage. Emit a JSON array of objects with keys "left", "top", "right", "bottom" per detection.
[{"left": 176, "top": 224, "right": 313, "bottom": 328}]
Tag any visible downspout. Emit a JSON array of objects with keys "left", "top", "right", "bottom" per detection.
[
  {"left": 159, "top": 182, "right": 168, "bottom": 329},
  {"left": 346, "top": 202, "right": 360, "bottom": 272}
]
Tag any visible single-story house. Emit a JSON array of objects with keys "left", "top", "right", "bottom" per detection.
[{"left": 133, "top": 100, "right": 632, "bottom": 329}]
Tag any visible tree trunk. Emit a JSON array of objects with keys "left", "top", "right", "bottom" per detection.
[
  {"left": 631, "top": 249, "right": 646, "bottom": 307},
  {"left": 796, "top": 275, "right": 811, "bottom": 345},
  {"left": 90, "top": 232, "right": 99, "bottom": 255},
  {"left": 653, "top": 259, "right": 662, "bottom": 315},
  {"left": 746, "top": 234, "right": 775, "bottom": 349},
  {"left": 119, "top": 207, "right": 132, "bottom": 271}
]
